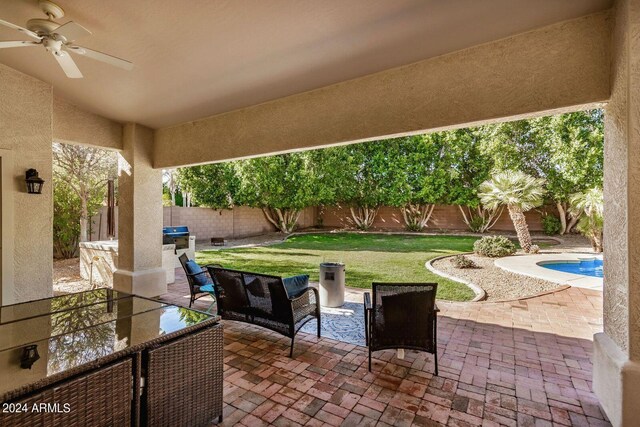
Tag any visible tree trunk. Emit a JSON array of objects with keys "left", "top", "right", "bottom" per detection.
[
  {"left": 349, "top": 206, "right": 379, "bottom": 230},
  {"left": 262, "top": 207, "right": 301, "bottom": 233},
  {"left": 80, "top": 196, "right": 89, "bottom": 242},
  {"left": 591, "top": 230, "right": 603, "bottom": 253},
  {"left": 557, "top": 201, "right": 581, "bottom": 234},
  {"left": 402, "top": 203, "right": 435, "bottom": 231},
  {"left": 508, "top": 205, "right": 533, "bottom": 252},
  {"left": 556, "top": 202, "right": 567, "bottom": 235},
  {"left": 458, "top": 205, "right": 503, "bottom": 232},
  {"left": 567, "top": 214, "right": 580, "bottom": 234}
]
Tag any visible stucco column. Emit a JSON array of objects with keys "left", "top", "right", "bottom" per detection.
[
  {"left": 593, "top": 0, "right": 640, "bottom": 425},
  {"left": 112, "top": 123, "right": 166, "bottom": 297}
]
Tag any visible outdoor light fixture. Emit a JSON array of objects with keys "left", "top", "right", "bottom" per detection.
[
  {"left": 20, "top": 344, "right": 40, "bottom": 369},
  {"left": 25, "top": 169, "right": 45, "bottom": 194}
]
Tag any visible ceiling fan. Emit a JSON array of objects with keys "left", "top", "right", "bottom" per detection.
[{"left": 0, "top": 0, "right": 133, "bottom": 78}]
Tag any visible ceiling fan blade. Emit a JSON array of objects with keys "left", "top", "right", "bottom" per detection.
[
  {"left": 66, "top": 45, "right": 133, "bottom": 70},
  {"left": 53, "top": 51, "right": 83, "bottom": 78},
  {"left": 54, "top": 21, "right": 91, "bottom": 42},
  {"left": 0, "top": 18, "right": 41, "bottom": 40},
  {"left": 0, "top": 40, "right": 40, "bottom": 49}
]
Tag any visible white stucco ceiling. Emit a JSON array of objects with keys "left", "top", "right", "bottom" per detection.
[{"left": 0, "top": 0, "right": 612, "bottom": 129}]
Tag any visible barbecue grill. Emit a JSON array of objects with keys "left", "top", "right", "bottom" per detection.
[{"left": 162, "top": 226, "right": 190, "bottom": 249}]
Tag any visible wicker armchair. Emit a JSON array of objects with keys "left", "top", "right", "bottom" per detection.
[
  {"left": 364, "top": 282, "right": 439, "bottom": 375},
  {"left": 207, "top": 266, "right": 321, "bottom": 357},
  {"left": 178, "top": 253, "right": 220, "bottom": 308}
]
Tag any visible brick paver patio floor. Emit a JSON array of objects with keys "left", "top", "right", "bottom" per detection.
[{"left": 159, "top": 268, "right": 609, "bottom": 426}]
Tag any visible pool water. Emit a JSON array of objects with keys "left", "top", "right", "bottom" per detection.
[{"left": 540, "top": 258, "right": 603, "bottom": 278}]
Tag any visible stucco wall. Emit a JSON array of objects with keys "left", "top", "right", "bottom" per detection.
[
  {"left": 0, "top": 64, "right": 53, "bottom": 304},
  {"left": 117, "top": 124, "right": 162, "bottom": 272},
  {"left": 321, "top": 205, "right": 550, "bottom": 232},
  {"left": 603, "top": 0, "right": 635, "bottom": 357},
  {"left": 154, "top": 12, "right": 610, "bottom": 168},
  {"left": 593, "top": 1, "right": 640, "bottom": 424},
  {"left": 53, "top": 96, "right": 123, "bottom": 150}
]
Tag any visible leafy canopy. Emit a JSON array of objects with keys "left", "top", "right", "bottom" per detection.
[
  {"left": 235, "top": 152, "right": 319, "bottom": 210},
  {"left": 395, "top": 135, "right": 451, "bottom": 206},
  {"left": 176, "top": 163, "right": 239, "bottom": 209},
  {"left": 478, "top": 110, "right": 603, "bottom": 203}
]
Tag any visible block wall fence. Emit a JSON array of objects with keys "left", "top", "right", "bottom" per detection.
[
  {"left": 90, "top": 204, "right": 553, "bottom": 242},
  {"left": 90, "top": 206, "right": 317, "bottom": 241}
]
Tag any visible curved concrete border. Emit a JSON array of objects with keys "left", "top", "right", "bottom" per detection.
[
  {"left": 426, "top": 253, "right": 486, "bottom": 302},
  {"left": 494, "top": 252, "right": 603, "bottom": 291}
]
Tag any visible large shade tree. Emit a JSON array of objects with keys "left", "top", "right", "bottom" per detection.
[
  {"left": 236, "top": 152, "right": 318, "bottom": 233},
  {"left": 479, "top": 110, "right": 603, "bottom": 234},
  {"left": 544, "top": 111, "right": 604, "bottom": 234},
  {"left": 478, "top": 171, "right": 546, "bottom": 253},
  {"left": 53, "top": 142, "right": 117, "bottom": 244},
  {"left": 444, "top": 129, "right": 501, "bottom": 232},
  {"left": 395, "top": 135, "right": 450, "bottom": 231},
  {"left": 176, "top": 163, "right": 239, "bottom": 209},
  {"left": 326, "top": 141, "right": 406, "bottom": 230}
]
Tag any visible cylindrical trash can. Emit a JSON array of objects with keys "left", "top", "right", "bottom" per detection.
[{"left": 319, "top": 262, "right": 345, "bottom": 307}]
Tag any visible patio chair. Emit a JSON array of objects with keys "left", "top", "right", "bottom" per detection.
[
  {"left": 364, "top": 282, "right": 439, "bottom": 375},
  {"left": 207, "top": 266, "right": 321, "bottom": 357},
  {"left": 178, "top": 253, "right": 220, "bottom": 309}
]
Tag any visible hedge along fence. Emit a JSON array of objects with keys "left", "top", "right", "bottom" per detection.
[{"left": 90, "top": 203, "right": 554, "bottom": 243}]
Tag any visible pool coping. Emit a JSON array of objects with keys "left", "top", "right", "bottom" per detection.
[{"left": 494, "top": 252, "right": 603, "bottom": 291}]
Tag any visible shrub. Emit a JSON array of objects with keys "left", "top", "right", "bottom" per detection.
[
  {"left": 53, "top": 179, "right": 81, "bottom": 259},
  {"left": 541, "top": 214, "right": 561, "bottom": 235},
  {"left": 473, "top": 236, "right": 517, "bottom": 257},
  {"left": 450, "top": 255, "right": 479, "bottom": 269},
  {"left": 468, "top": 216, "right": 487, "bottom": 233},
  {"left": 529, "top": 244, "right": 540, "bottom": 254}
]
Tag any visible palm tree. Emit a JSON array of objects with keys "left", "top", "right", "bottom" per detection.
[
  {"left": 570, "top": 188, "right": 603, "bottom": 252},
  {"left": 478, "top": 171, "right": 546, "bottom": 253}
]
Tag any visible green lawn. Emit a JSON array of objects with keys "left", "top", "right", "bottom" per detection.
[{"left": 196, "top": 233, "right": 477, "bottom": 301}]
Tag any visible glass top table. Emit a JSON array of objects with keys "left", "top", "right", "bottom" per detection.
[{"left": 0, "top": 288, "right": 218, "bottom": 397}]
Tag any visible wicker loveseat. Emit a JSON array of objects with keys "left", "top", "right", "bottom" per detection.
[{"left": 207, "top": 266, "right": 321, "bottom": 357}]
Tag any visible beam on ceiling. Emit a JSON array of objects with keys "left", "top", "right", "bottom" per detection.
[{"left": 154, "top": 11, "right": 611, "bottom": 168}]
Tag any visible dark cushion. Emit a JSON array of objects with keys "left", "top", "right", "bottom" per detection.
[
  {"left": 380, "top": 292, "right": 427, "bottom": 333},
  {"left": 245, "top": 275, "right": 266, "bottom": 298},
  {"left": 268, "top": 280, "right": 291, "bottom": 320},
  {"left": 185, "top": 260, "right": 210, "bottom": 288},
  {"left": 217, "top": 275, "right": 248, "bottom": 311},
  {"left": 282, "top": 275, "right": 309, "bottom": 298},
  {"left": 381, "top": 292, "right": 416, "bottom": 332}
]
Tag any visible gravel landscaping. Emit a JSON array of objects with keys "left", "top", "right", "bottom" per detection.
[
  {"left": 432, "top": 252, "right": 564, "bottom": 301},
  {"left": 53, "top": 258, "right": 91, "bottom": 295}
]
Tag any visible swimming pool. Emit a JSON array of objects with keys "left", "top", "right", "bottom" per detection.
[{"left": 539, "top": 258, "right": 603, "bottom": 278}]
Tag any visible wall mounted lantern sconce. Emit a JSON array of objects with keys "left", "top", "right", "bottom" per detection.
[
  {"left": 20, "top": 344, "right": 40, "bottom": 369},
  {"left": 25, "top": 169, "right": 45, "bottom": 194}
]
